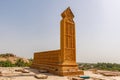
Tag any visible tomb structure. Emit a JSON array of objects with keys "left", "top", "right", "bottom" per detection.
[{"left": 32, "top": 7, "right": 84, "bottom": 76}]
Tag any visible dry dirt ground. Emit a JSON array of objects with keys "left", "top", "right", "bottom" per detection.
[{"left": 1, "top": 67, "right": 120, "bottom": 80}]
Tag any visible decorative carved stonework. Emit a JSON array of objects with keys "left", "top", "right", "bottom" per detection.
[{"left": 64, "top": 50, "right": 75, "bottom": 62}]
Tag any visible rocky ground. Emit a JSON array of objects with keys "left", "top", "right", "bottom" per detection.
[
  {"left": 0, "top": 67, "right": 120, "bottom": 80},
  {"left": 0, "top": 67, "right": 68, "bottom": 80},
  {"left": 84, "top": 71, "right": 120, "bottom": 80}
]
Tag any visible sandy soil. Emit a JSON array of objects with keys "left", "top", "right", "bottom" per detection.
[{"left": 1, "top": 67, "right": 120, "bottom": 80}]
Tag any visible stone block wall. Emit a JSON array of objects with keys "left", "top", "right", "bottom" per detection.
[{"left": 32, "top": 50, "right": 61, "bottom": 72}]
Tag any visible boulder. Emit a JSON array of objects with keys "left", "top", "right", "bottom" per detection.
[
  {"left": 34, "top": 74, "right": 48, "bottom": 79},
  {"left": 15, "top": 69, "right": 23, "bottom": 72},
  {"left": 21, "top": 69, "right": 30, "bottom": 73}
]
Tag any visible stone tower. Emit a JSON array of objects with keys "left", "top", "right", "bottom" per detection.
[
  {"left": 60, "top": 7, "right": 76, "bottom": 65},
  {"left": 32, "top": 7, "right": 84, "bottom": 76}
]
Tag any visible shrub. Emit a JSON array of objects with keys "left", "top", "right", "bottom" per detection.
[
  {"left": 0, "top": 60, "right": 13, "bottom": 67},
  {"left": 15, "top": 59, "right": 27, "bottom": 67}
]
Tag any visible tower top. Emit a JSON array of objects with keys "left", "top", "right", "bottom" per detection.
[{"left": 61, "top": 7, "right": 74, "bottom": 19}]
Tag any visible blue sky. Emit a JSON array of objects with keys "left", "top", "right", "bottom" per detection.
[{"left": 0, "top": 0, "right": 120, "bottom": 63}]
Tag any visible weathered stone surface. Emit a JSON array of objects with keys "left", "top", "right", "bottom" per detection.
[
  {"left": 32, "top": 7, "right": 84, "bottom": 76},
  {"left": 34, "top": 74, "right": 48, "bottom": 79}
]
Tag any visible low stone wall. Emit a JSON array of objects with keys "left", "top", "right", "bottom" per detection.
[{"left": 32, "top": 50, "right": 61, "bottom": 72}]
